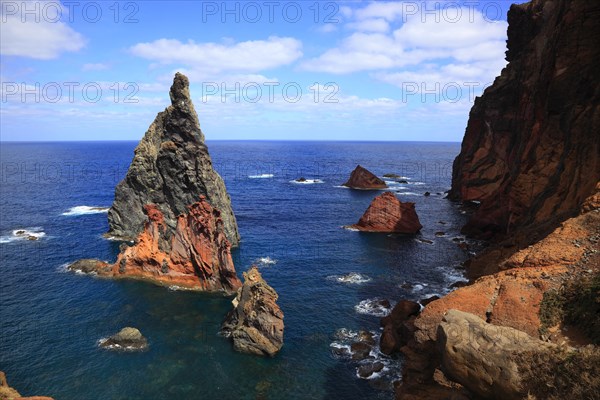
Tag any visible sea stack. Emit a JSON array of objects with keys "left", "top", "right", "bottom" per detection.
[
  {"left": 69, "top": 196, "right": 242, "bottom": 294},
  {"left": 221, "top": 266, "right": 284, "bottom": 356},
  {"left": 350, "top": 192, "right": 422, "bottom": 233},
  {"left": 342, "top": 165, "right": 387, "bottom": 190},
  {"left": 107, "top": 72, "right": 240, "bottom": 246},
  {"left": 448, "top": 0, "right": 600, "bottom": 238}
]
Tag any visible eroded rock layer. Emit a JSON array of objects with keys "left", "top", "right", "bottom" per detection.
[
  {"left": 70, "top": 196, "right": 241, "bottom": 294},
  {"left": 449, "top": 0, "right": 600, "bottom": 238},
  {"left": 107, "top": 72, "right": 240, "bottom": 246}
]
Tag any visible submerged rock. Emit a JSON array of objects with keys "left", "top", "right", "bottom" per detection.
[
  {"left": 221, "top": 266, "right": 284, "bottom": 356},
  {"left": 100, "top": 327, "right": 148, "bottom": 351},
  {"left": 70, "top": 197, "right": 241, "bottom": 294},
  {"left": 107, "top": 72, "right": 240, "bottom": 246},
  {"left": 350, "top": 192, "right": 422, "bottom": 234},
  {"left": 342, "top": 165, "right": 387, "bottom": 190}
]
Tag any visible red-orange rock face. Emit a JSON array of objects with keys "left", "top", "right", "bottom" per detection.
[
  {"left": 343, "top": 165, "right": 387, "bottom": 190},
  {"left": 351, "top": 192, "right": 422, "bottom": 234},
  {"left": 449, "top": 0, "right": 600, "bottom": 238},
  {"left": 71, "top": 197, "right": 241, "bottom": 294}
]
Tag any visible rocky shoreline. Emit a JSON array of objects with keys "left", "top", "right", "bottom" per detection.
[{"left": 388, "top": 0, "right": 600, "bottom": 398}]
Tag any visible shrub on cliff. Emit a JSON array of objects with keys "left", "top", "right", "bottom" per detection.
[{"left": 517, "top": 346, "right": 600, "bottom": 400}]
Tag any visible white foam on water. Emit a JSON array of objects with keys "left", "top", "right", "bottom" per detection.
[
  {"left": 248, "top": 174, "right": 274, "bottom": 179},
  {"left": 1, "top": 227, "right": 46, "bottom": 243},
  {"left": 354, "top": 298, "right": 393, "bottom": 317},
  {"left": 398, "top": 192, "right": 420, "bottom": 196},
  {"left": 289, "top": 179, "right": 324, "bottom": 184},
  {"left": 255, "top": 256, "right": 277, "bottom": 266},
  {"left": 328, "top": 272, "right": 372, "bottom": 284},
  {"left": 343, "top": 226, "right": 360, "bottom": 232},
  {"left": 62, "top": 206, "right": 109, "bottom": 216}
]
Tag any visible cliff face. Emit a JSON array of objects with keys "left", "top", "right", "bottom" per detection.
[
  {"left": 0, "top": 371, "right": 54, "bottom": 400},
  {"left": 71, "top": 196, "right": 241, "bottom": 294},
  {"left": 107, "top": 73, "right": 240, "bottom": 246},
  {"left": 449, "top": 0, "right": 600, "bottom": 238}
]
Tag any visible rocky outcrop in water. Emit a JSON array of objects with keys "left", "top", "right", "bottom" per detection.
[
  {"left": 70, "top": 196, "right": 241, "bottom": 294},
  {"left": 342, "top": 165, "right": 387, "bottom": 190},
  {"left": 350, "top": 192, "right": 422, "bottom": 233},
  {"left": 449, "top": 0, "right": 600, "bottom": 239},
  {"left": 0, "top": 371, "right": 54, "bottom": 400},
  {"left": 107, "top": 72, "right": 240, "bottom": 246},
  {"left": 221, "top": 266, "right": 284, "bottom": 356},
  {"left": 99, "top": 327, "right": 148, "bottom": 351}
]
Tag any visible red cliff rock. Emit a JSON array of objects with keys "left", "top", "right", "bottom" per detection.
[
  {"left": 351, "top": 192, "right": 422, "bottom": 233},
  {"left": 342, "top": 165, "right": 387, "bottom": 190},
  {"left": 0, "top": 371, "right": 54, "bottom": 400},
  {"left": 449, "top": 0, "right": 600, "bottom": 239},
  {"left": 70, "top": 196, "right": 241, "bottom": 294}
]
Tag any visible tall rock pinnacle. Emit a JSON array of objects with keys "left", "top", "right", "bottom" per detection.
[{"left": 107, "top": 72, "right": 240, "bottom": 246}]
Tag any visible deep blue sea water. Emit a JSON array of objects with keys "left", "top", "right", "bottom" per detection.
[{"left": 0, "top": 141, "right": 470, "bottom": 400}]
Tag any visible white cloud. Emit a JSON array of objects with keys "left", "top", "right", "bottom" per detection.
[
  {"left": 354, "top": 2, "right": 407, "bottom": 22},
  {"left": 347, "top": 18, "right": 390, "bottom": 33},
  {"left": 0, "top": 1, "right": 85, "bottom": 59},
  {"left": 301, "top": 5, "right": 508, "bottom": 85},
  {"left": 130, "top": 36, "right": 303, "bottom": 74}
]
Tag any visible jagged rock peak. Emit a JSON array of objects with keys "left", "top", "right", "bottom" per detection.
[{"left": 107, "top": 72, "right": 240, "bottom": 246}]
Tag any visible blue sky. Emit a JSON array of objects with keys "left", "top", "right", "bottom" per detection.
[{"left": 0, "top": 0, "right": 525, "bottom": 141}]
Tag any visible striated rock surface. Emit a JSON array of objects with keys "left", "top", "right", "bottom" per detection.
[
  {"left": 449, "top": 0, "right": 600, "bottom": 238},
  {"left": 0, "top": 371, "right": 54, "bottom": 400},
  {"left": 438, "top": 310, "right": 557, "bottom": 400},
  {"left": 99, "top": 327, "right": 148, "bottom": 351},
  {"left": 107, "top": 72, "right": 240, "bottom": 246},
  {"left": 350, "top": 192, "right": 422, "bottom": 233},
  {"left": 70, "top": 196, "right": 241, "bottom": 294},
  {"left": 342, "top": 165, "right": 387, "bottom": 190},
  {"left": 221, "top": 266, "right": 284, "bottom": 356}
]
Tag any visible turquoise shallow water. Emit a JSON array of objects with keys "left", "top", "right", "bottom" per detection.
[{"left": 0, "top": 141, "right": 469, "bottom": 399}]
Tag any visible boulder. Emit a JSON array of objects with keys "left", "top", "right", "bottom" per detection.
[
  {"left": 350, "top": 192, "right": 422, "bottom": 233},
  {"left": 438, "top": 310, "right": 557, "bottom": 400},
  {"left": 342, "top": 165, "right": 387, "bottom": 189},
  {"left": 107, "top": 72, "right": 240, "bottom": 246},
  {"left": 221, "top": 266, "right": 284, "bottom": 356},
  {"left": 379, "top": 300, "right": 421, "bottom": 355}
]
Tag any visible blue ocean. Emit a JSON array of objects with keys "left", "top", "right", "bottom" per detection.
[{"left": 0, "top": 141, "right": 470, "bottom": 400}]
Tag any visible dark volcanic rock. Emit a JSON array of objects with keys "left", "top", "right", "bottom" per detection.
[
  {"left": 70, "top": 197, "right": 242, "bottom": 294},
  {"left": 221, "top": 266, "right": 284, "bottom": 356},
  {"left": 449, "top": 0, "right": 600, "bottom": 239},
  {"left": 379, "top": 300, "right": 421, "bottom": 355},
  {"left": 107, "top": 72, "right": 240, "bottom": 246},
  {"left": 343, "top": 165, "right": 387, "bottom": 190},
  {"left": 350, "top": 192, "right": 422, "bottom": 233},
  {"left": 100, "top": 327, "right": 148, "bottom": 351}
]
